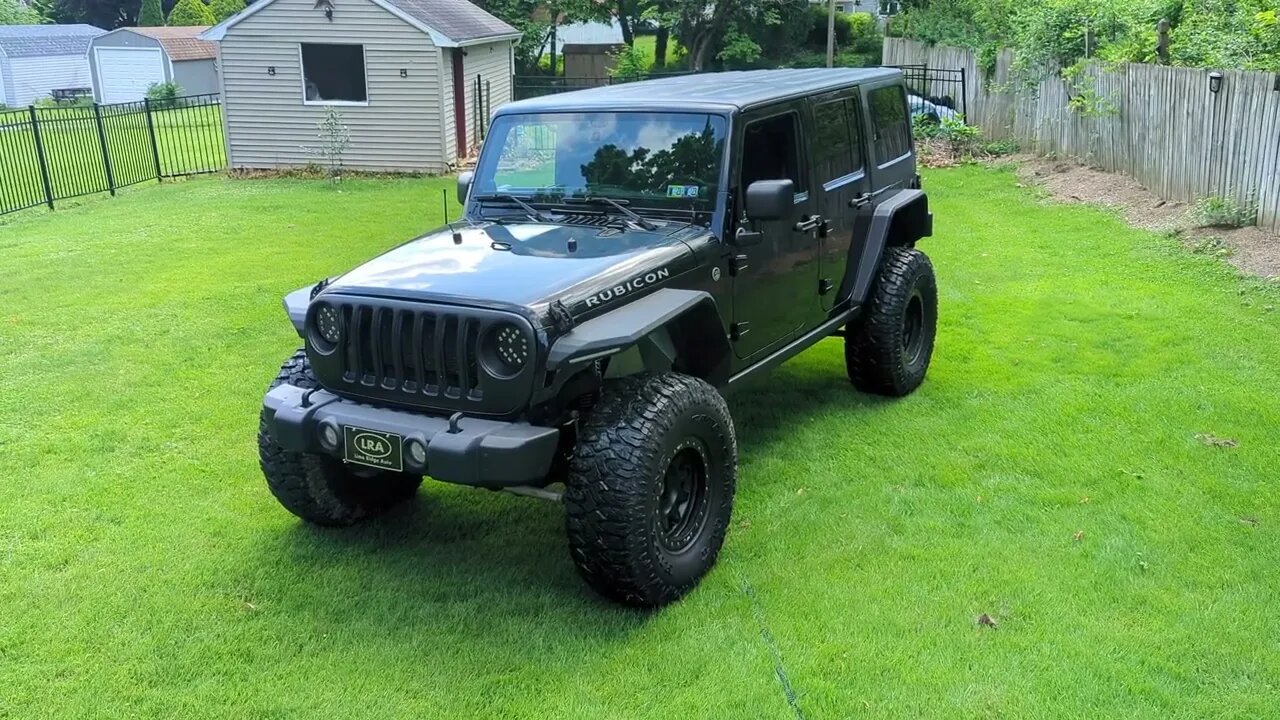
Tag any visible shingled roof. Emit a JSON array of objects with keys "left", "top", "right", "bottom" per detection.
[
  {"left": 0, "top": 24, "right": 105, "bottom": 58},
  {"left": 127, "top": 26, "right": 217, "bottom": 61},
  {"left": 199, "top": 0, "right": 518, "bottom": 46}
]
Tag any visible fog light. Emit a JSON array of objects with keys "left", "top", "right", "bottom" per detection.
[
  {"left": 406, "top": 438, "right": 427, "bottom": 467},
  {"left": 320, "top": 422, "right": 340, "bottom": 451}
]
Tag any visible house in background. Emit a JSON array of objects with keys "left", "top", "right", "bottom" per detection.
[
  {"left": 200, "top": 0, "right": 520, "bottom": 173},
  {"left": 0, "top": 25, "right": 104, "bottom": 107},
  {"left": 88, "top": 27, "right": 219, "bottom": 104}
]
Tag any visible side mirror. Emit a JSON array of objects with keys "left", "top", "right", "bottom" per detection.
[
  {"left": 456, "top": 171, "right": 474, "bottom": 205},
  {"left": 744, "top": 179, "right": 795, "bottom": 221}
]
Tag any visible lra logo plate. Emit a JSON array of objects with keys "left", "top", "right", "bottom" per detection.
[{"left": 342, "top": 426, "right": 404, "bottom": 472}]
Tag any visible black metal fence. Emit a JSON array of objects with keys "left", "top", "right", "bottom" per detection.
[
  {"left": 0, "top": 93, "right": 226, "bottom": 217},
  {"left": 896, "top": 65, "right": 968, "bottom": 120},
  {"left": 512, "top": 67, "right": 968, "bottom": 118}
]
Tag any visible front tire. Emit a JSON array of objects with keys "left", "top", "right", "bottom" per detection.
[
  {"left": 258, "top": 349, "right": 422, "bottom": 526},
  {"left": 845, "top": 247, "right": 938, "bottom": 396},
  {"left": 565, "top": 373, "right": 737, "bottom": 607}
]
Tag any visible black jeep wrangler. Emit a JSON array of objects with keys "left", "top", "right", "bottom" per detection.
[{"left": 259, "top": 68, "right": 936, "bottom": 607}]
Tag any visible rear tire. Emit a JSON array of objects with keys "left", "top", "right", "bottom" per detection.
[
  {"left": 564, "top": 373, "right": 737, "bottom": 607},
  {"left": 258, "top": 349, "right": 422, "bottom": 526},
  {"left": 845, "top": 247, "right": 938, "bottom": 396}
]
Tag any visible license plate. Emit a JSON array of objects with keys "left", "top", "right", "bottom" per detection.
[{"left": 342, "top": 426, "right": 403, "bottom": 472}]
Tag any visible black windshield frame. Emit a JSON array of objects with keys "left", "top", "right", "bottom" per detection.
[{"left": 468, "top": 110, "right": 731, "bottom": 218}]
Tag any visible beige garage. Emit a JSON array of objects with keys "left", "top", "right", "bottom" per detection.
[{"left": 201, "top": 0, "right": 519, "bottom": 173}]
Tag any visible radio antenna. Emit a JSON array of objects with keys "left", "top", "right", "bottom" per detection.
[{"left": 444, "top": 188, "right": 463, "bottom": 244}]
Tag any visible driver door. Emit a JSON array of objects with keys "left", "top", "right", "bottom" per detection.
[{"left": 730, "top": 106, "right": 819, "bottom": 359}]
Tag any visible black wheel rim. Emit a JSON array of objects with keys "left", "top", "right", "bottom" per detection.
[
  {"left": 657, "top": 441, "right": 710, "bottom": 553},
  {"left": 902, "top": 292, "right": 925, "bottom": 366}
]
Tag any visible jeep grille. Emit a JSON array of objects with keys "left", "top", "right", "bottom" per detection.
[{"left": 305, "top": 297, "right": 537, "bottom": 416}]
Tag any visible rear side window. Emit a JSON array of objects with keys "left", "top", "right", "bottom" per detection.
[
  {"left": 811, "top": 98, "right": 864, "bottom": 184},
  {"left": 868, "top": 86, "right": 911, "bottom": 164}
]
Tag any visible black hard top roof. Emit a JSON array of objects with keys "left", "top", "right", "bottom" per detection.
[{"left": 498, "top": 67, "right": 902, "bottom": 115}]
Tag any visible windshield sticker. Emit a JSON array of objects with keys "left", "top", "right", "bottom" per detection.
[{"left": 667, "top": 185, "right": 701, "bottom": 198}]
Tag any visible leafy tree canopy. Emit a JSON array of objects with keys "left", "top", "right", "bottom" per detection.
[
  {"left": 208, "top": 0, "right": 243, "bottom": 22},
  {"left": 167, "top": 0, "right": 212, "bottom": 24},
  {"left": 137, "top": 0, "right": 163, "bottom": 25},
  {"left": 1, "top": 0, "right": 44, "bottom": 23}
]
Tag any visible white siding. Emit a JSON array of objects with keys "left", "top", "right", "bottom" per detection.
[
  {"left": 461, "top": 39, "right": 512, "bottom": 156},
  {"left": 10, "top": 54, "right": 94, "bottom": 106},
  {"left": 220, "top": 0, "right": 445, "bottom": 172}
]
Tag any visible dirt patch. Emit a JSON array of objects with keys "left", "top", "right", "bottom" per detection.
[{"left": 1011, "top": 156, "right": 1280, "bottom": 279}]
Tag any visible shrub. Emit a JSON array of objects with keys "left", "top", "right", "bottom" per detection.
[
  {"left": 608, "top": 44, "right": 649, "bottom": 80},
  {"left": 168, "top": 0, "right": 214, "bottom": 26},
  {"left": 137, "top": 0, "right": 164, "bottom": 26},
  {"left": 209, "top": 0, "right": 245, "bottom": 22},
  {"left": 1192, "top": 195, "right": 1258, "bottom": 229},
  {"left": 146, "top": 81, "right": 184, "bottom": 108}
]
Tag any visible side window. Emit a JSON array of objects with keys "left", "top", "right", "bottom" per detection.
[
  {"left": 868, "top": 86, "right": 911, "bottom": 164},
  {"left": 812, "top": 98, "right": 865, "bottom": 184},
  {"left": 740, "top": 112, "right": 805, "bottom": 194}
]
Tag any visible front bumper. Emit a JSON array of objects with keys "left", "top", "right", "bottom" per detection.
[{"left": 262, "top": 384, "right": 560, "bottom": 488}]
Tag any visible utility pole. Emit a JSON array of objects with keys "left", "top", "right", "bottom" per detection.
[{"left": 826, "top": 0, "right": 836, "bottom": 67}]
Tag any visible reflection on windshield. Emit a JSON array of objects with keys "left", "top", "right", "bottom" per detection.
[{"left": 475, "top": 112, "right": 726, "bottom": 208}]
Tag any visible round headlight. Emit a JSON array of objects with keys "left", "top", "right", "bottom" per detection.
[
  {"left": 483, "top": 322, "right": 530, "bottom": 376},
  {"left": 315, "top": 303, "right": 341, "bottom": 344}
]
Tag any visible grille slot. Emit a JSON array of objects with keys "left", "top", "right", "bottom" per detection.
[{"left": 334, "top": 302, "right": 482, "bottom": 402}]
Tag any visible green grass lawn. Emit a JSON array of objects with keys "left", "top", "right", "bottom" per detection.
[{"left": 1, "top": 167, "right": 1278, "bottom": 718}]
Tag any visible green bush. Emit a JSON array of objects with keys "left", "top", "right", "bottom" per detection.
[
  {"left": 1192, "top": 195, "right": 1258, "bottom": 229},
  {"left": 608, "top": 45, "right": 649, "bottom": 80},
  {"left": 167, "top": 0, "right": 214, "bottom": 25},
  {"left": 146, "top": 81, "right": 184, "bottom": 108},
  {"left": 209, "top": 0, "right": 245, "bottom": 22},
  {"left": 137, "top": 0, "right": 164, "bottom": 26}
]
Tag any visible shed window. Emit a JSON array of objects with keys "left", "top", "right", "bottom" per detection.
[{"left": 301, "top": 43, "right": 367, "bottom": 103}]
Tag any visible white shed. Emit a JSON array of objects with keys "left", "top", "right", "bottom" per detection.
[{"left": 0, "top": 24, "right": 105, "bottom": 107}]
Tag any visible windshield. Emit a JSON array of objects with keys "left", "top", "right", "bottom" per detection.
[{"left": 472, "top": 112, "right": 727, "bottom": 212}]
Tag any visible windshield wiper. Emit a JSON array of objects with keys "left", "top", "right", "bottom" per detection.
[
  {"left": 568, "top": 196, "right": 658, "bottom": 231},
  {"left": 472, "top": 193, "right": 553, "bottom": 223}
]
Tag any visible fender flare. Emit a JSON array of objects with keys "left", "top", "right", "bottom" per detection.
[
  {"left": 841, "top": 189, "right": 932, "bottom": 306},
  {"left": 283, "top": 286, "right": 311, "bottom": 336},
  {"left": 544, "top": 288, "right": 732, "bottom": 388}
]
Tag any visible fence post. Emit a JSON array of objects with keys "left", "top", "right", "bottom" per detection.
[
  {"left": 960, "top": 66, "right": 969, "bottom": 121},
  {"left": 92, "top": 103, "right": 116, "bottom": 196},
  {"left": 143, "top": 97, "right": 163, "bottom": 180},
  {"left": 27, "top": 106, "right": 55, "bottom": 211}
]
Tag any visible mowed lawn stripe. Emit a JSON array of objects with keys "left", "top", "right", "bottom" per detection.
[{"left": 0, "top": 166, "right": 1276, "bottom": 718}]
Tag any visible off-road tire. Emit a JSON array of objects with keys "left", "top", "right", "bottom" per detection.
[
  {"left": 258, "top": 349, "right": 422, "bottom": 526},
  {"left": 845, "top": 247, "right": 938, "bottom": 396},
  {"left": 565, "top": 373, "right": 737, "bottom": 608}
]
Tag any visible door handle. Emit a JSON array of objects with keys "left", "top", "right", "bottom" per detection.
[
  {"left": 849, "top": 193, "right": 872, "bottom": 209},
  {"left": 793, "top": 214, "right": 822, "bottom": 233}
]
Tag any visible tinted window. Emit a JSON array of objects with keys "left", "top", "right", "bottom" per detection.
[
  {"left": 741, "top": 113, "right": 805, "bottom": 193},
  {"left": 868, "top": 86, "right": 911, "bottom": 164},
  {"left": 812, "top": 98, "right": 864, "bottom": 183}
]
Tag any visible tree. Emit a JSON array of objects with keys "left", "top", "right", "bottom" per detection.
[
  {"left": 137, "top": 0, "right": 163, "bottom": 25},
  {"left": 167, "top": 0, "right": 212, "bottom": 24},
  {"left": 209, "top": 0, "right": 243, "bottom": 22},
  {"left": 48, "top": 0, "right": 137, "bottom": 27},
  {"left": 1, "top": 0, "right": 44, "bottom": 23}
]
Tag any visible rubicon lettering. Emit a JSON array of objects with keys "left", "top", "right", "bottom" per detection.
[{"left": 585, "top": 267, "right": 671, "bottom": 308}]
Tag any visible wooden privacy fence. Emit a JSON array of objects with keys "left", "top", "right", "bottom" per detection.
[{"left": 884, "top": 38, "right": 1280, "bottom": 233}]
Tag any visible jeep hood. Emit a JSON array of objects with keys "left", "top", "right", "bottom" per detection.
[{"left": 324, "top": 221, "right": 701, "bottom": 314}]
